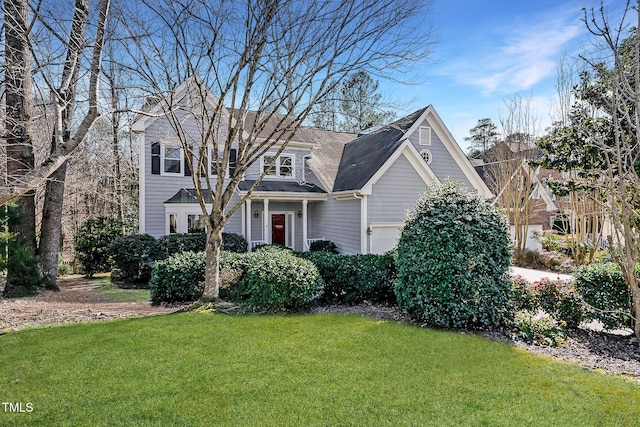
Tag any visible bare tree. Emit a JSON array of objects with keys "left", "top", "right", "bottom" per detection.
[
  {"left": 125, "top": 0, "right": 434, "bottom": 299},
  {"left": 0, "top": 0, "right": 111, "bottom": 208},
  {"left": 3, "top": 0, "right": 38, "bottom": 288},
  {"left": 33, "top": 0, "right": 111, "bottom": 289},
  {"left": 484, "top": 94, "right": 540, "bottom": 259}
]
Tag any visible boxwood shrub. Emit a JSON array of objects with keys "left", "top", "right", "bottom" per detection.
[
  {"left": 309, "top": 240, "right": 338, "bottom": 253},
  {"left": 574, "top": 262, "right": 635, "bottom": 329},
  {"left": 232, "top": 246, "right": 323, "bottom": 312},
  {"left": 108, "top": 234, "right": 162, "bottom": 288},
  {"left": 300, "top": 251, "right": 396, "bottom": 305},
  {"left": 157, "top": 232, "right": 247, "bottom": 259},
  {"left": 74, "top": 216, "right": 123, "bottom": 278},
  {"left": 394, "top": 181, "right": 513, "bottom": 328},
  {"left": 149, "top": 251, "right": 206, "bottom": 305},
  {"left": 157, "top": 233, "right": 206, "bottom": 258}
]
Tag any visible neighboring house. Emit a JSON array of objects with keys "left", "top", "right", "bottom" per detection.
[
  {"left": 473, "top": 143, "right": 611, "bottom": 252},
  {"left": 133, "top": 82, "right": 491, "bottom": 254}
]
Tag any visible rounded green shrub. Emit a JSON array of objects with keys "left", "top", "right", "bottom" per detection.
[
  {"left": 574, "top": 262, "right": 634, "bottom": 329},
  {"left": 222, "top": 232, "right": 248, "bottom": 253},
  {"left": 157, "top": 232, "right": 248, "bottom": 259},
  {"left": 301, "top": 251, "right": 396, "bottom": 305},
  {"left": 149, "top": 251, "right": 205, "bottom": 305},
  {"left": 74, "top": 216, "right": 123, "bottom": 278},
  {"left": 157, "top": 233, "right": 206, "bottom": 259},
  {"left": 309, "top": 240, "right": 338, "bottom": 253},
  {"left": 108, "top": 234, "right": 162, "bottom": 287},
  {"left": 394, "top": 181, "right": 513, "bottom": 328},
  {"left": 233, "top": 246, "right": 323, "bottom": 311}
]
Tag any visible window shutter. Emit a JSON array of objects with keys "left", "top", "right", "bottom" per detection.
[
  {"left": 229, "top": 148, "right": 237, "bottom": 176},
  {"left": 184, "top": 146, "right": 192, "bottom": 176},
  {"left": 151, "top": 142, "right": 160, "bottom": 175}
]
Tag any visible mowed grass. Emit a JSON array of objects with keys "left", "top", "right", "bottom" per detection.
[
  {"left": 1, "top": 313, "right": 639, "bottom": 426},
  {"left": 90, "top": 275, "right": 150, "bottom": 303}
]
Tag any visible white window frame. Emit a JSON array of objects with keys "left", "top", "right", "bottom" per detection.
[
  {"left": 165, "top": 204, "right": 214, "bottom": 234},
  {"left": 161, "top": 143, "right": 184, "bottom": 176},
  {"left": 208, "top": 147, "right": 229, "bottom": 178},
  {"left": 261, "top": 153, "right": 295, "bottom": 179},
  {"left": 420, "top": 149, "right": 432, "bottom": 165},
  {"left": 419, "top": 126, "right": 432, "bottom": 146}
]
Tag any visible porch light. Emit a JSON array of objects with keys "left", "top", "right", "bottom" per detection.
[
  {"left": 297, "top": 210, "right": 302, "bottom": 218},
  {"left": 254, "top": 211, "right": 259, "bottom": 218}
]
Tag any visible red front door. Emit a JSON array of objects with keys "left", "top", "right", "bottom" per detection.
[{"left": 272, "top": 214, "right": 286, "bottom": 246}]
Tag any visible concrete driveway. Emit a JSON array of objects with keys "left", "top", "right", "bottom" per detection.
[{"left": 509, "top": 266, "right": 573, "bottom": 282}]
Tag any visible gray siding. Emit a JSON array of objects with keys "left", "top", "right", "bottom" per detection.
[
  {"left": 368, "top": 154, "right": 426, "bottom": 223},
  {"left": 311, "top": 197, "right": 361, "bottom": 255},
  {"left": 143, "top": 114, "right": 242, "bottom": 237},
  {"left": 244, "top": 147, "right": 312, "bottom": 182},
  {"left": 409, "top": 119, "right": 474, "bottom": 188},
  {"left": 246, "top": 200, "right": 307, "bottom": 251}
]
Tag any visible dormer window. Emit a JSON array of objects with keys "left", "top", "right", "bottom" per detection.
[
  {"left": 262, "top": 153, "right": 295, "bottom": 178},
  {"left": 419, "top": 126, "right": 431, "bottom": 146}
]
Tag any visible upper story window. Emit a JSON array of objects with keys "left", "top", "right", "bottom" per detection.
[
  {"left": 208, "top": 148, "right": 225, "bottom": 177},
  {"left": 262, "top": 153, "right": 294, "bottom": 178},
  {"left": 162, "top": 144, "right": 183, "bottom": 175},
  {"left": 419, "top": 126, "right": 431, "bottom": 146}
]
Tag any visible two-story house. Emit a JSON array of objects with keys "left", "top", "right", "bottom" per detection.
[{"left": 133, "top": 80, "right": 492, "bottom": 254}]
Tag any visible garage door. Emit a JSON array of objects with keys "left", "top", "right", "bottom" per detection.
[{"left": 369, "top": 222, "right": 403, "bottom": 254}]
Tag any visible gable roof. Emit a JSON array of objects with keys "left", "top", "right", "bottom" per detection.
[{"left": 332, "top": 108, "right": 428, "bottom": 192}]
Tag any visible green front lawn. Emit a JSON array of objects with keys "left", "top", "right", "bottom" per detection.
[
  {"left": 1, "top": 313, "right": 638, "bottom": 426},
  {"left": 90, "top": 275, "right": 151, "bottom": 303}
]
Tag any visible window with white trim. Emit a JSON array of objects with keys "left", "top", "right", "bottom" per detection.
[
  {"left": 262, "top": 153, "right": 295, "bottom": 178},
  {"left": 187, "top": 214, "right": 206, "bottom": 233},
  {"left": 162, "top": 144, "right": 183, "bottom": 175},
  {"left": 208, "top": 148, "right": 225, "bottom": 176},
  {"left": 169, "top": 213, "right": 178, "bottom": 234},
  {"left": 419, "top": 126, "right": 432, "bottom": 146},
  {"left": 420, "top": 149, "right": 432, "bottom": 164}
]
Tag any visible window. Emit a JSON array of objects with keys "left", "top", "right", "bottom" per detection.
[
  {"left": 187, "top": 214, "right": 206, "bottom": 233},
  {"left": 169, "top": 214, "right": 177, "bottom": 234},
  {"left": 162, "top": 144, "right": 183, "bottom": 175},
  {"left": 279, "top": 155, "right": 293, "bottom": 177},
  {"left": 420, "top": 149, "right": 432, "bottom": 164},
  {"left": 419, "top": 126, "right": 431, "bottom": 146},
  {"left": 209, "top": 148, "right": 224, "bottom": 176},
  {"left": 262, "top": 153, "right": 295, "bottom": 178},
  {"left": 263, "top": 155, "right": 277, "bottom": 175}
]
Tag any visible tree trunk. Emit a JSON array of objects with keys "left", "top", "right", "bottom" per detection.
[
  {"left": 202, "top": 226, "right": 222, "bottom": 301},
  {"left": 4, "top": 0, "right": 38, "bottom": 292},
  {"left": 38, "top": 162, "right": 68, "bottom": 290}
]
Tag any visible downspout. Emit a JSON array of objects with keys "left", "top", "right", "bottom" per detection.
[{"left": 353, "top": 192, "right": 367, "bottom": 254}]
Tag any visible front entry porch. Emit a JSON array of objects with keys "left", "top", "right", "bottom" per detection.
[{"left": 238, "top": 179, "right": 327, "bottom": 252}]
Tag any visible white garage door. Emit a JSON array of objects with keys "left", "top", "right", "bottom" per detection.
[{"left": 370, "top": 222, "right": 403, "bottom": 254}]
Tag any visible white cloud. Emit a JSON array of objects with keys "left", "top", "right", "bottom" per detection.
[{"left": 444, "top": 14, "right": 584, "bottom": 96}]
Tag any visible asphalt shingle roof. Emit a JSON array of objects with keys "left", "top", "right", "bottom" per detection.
[
  {"left": 332, "top": 107, "right": 427, "bottom": 192},
  {"left": 238, "top": 180, "right": 326, "bottom": 193}
]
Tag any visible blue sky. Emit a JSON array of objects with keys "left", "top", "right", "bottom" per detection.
[{"left": 384, "top": 0, "right": 628, "bottom": 152}]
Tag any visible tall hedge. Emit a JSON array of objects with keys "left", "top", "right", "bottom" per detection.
[
  {"left": 74, "top": 217, "right": 123, "bottom": 278},
  {"left": 394, "top": 181, "right": 513, "bottom": 328}
]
